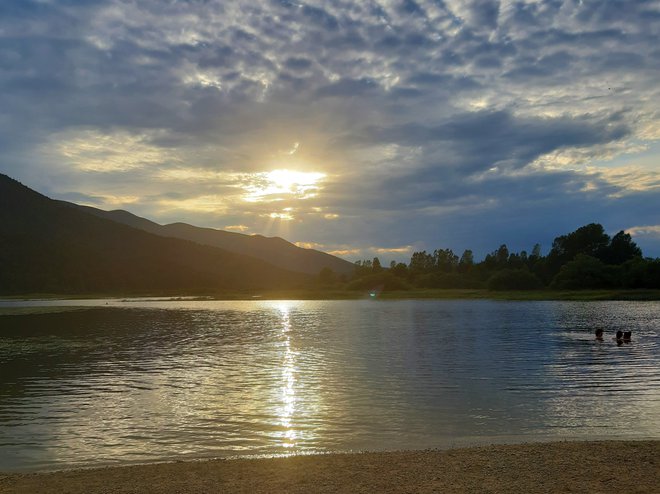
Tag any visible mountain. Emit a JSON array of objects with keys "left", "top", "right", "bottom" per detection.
[
  {"left": 69, "top": 204, "right": 355, "bottom": 276},
  {"left": 0, "top": 174, "right": 310, "bottom": 295}
]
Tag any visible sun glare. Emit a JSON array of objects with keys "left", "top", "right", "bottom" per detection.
[
  {"left": 269, "top": 211, "right": 294, "bottom": 221},
  {"left": 244, "top": 169, "right": 326, "bottom": 202},
  {"left": 267, "top": 169, "right": 321, "bottom": 189}
]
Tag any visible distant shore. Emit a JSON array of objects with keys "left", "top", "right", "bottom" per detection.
[
  {"left": 2, "top": 288, "right": 660, "bottom": 302},
  {"left": 1, "top": 441, "right": 658, "bottom": 493}
]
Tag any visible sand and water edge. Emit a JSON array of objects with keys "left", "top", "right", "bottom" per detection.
[{"left": 1, "top": 440, "right": 658, "bottom": 493}]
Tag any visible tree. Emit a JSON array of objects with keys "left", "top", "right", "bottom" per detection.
[
  {"left": 487, "top": 269, "right": 542, "bottom": 290},
  {"left": 495, "top": 244, "right": 509, "bottom": 266},
  {"left": 458, "top": 249, "right": 474, "bottom": 272},
  {"left": 621, "top": 258, "right": 660, "bottom": 289},
  {"left": 602, "top": 230, "right": 642, "bottom": 264},
  {"left": 530, "top": 243, "right": 542, "bottom": 260},
  {"left": 353, "top": 260, "right": 372, "bottom": 277},
  {"left": 507, "top": 252, "right": 524, "bottom": 269},
  {"left": 434, "top": 248, "right": 459, "bottom": 272},
  {"left": 409, "top": 251, "right": 435, "bottom": 275},
  {"left": 550, "top": 254, "right": 618, "bottom": 289},
  {"left": 547, "top": 223, "right": 610, "bottom": 275},
  {"left": 346, "top": 271, "right": 408, "bottom": 291},
  {"left": 372, "top": 257, "right": 382, "bottom": 272},
  {"left": 390, "top": 262, "right": 408, "bottom": 278}
]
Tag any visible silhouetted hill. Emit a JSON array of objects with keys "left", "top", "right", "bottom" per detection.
[
  {"left": 71, "top": 204, "right": 354, "bottom": 276},
  {"left": 0, "top": 174, "right": 309, "bottom": 295}
]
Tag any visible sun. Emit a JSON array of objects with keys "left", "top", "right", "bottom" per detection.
[
  {"left": 244, "top": 168, "right": 326, "bottom": 202},
  {"left": 266, "top": 169, "right": 323, "bottom": 190}
]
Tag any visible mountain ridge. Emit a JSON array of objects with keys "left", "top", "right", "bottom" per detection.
[
  {"left": 0, "top": 174, "right": 312, "bottom": 295},
  {"left": 68, "top": 203, "right": 354, "bottom": 276}
]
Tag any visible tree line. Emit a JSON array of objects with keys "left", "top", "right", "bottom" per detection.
[{"left": 319, "top": 223, "right": 660, "bottom": 291}]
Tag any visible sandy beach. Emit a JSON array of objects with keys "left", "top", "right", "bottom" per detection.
[{"left": 1, "top": 440, "right": 657, "bottom": 493}]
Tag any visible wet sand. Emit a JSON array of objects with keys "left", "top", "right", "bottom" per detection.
[{"left": 1, "top": 440, "right": 657, "bottom": 493}]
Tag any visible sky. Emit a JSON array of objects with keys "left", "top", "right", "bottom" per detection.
[{"left": 1, "top": 0, "right": 659, "bottom": 263}]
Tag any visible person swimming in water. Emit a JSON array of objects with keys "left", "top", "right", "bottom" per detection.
[
  {"left": 623, "top": 331, "right": 632, "bottom": 342},
  {"left": 614, "top": 330, "right": 624, "bottom": 345},
  {"left": 595, "top": 328, "right": 604, "bottom": 341}
]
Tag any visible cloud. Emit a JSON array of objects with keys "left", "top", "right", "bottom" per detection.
[
  {"left": 226, "top": 224, "right": 250, "bottom": 232},
  {"left": 301, "top": 4, "right": 340, "bottom": 31},
  {"left": 447, "top": 0, "right": 500, "bottom": 31},
  {"left": 0, "top": 0, "right": 658, "bottom": 260},
  {"left": 628, "top": 225, "right": 660, "bottom": 237},
  {"left": 375, "top": 246, "right": 414, "bottom": 255},
  {"left": 284, "top": 57, "right": 314, "bottom": 71},
  {"left": 316, "top": 78, "right": 379, "bottom": 98}
]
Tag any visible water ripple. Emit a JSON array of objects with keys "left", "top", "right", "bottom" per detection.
[{"left": 0, "top": 299, "right": 658, "bottom": 471}]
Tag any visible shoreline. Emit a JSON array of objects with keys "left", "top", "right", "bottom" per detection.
[
  {"left": 1, "top": 440, "right": 658, "bottom": 493},
  {"left": 2, "top": 288, "right": 660, "bottom": 303}
]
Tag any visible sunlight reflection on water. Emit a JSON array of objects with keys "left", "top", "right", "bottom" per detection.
[
  {"left": 277, "top": 303, "right": 297, "bottom": 449},
  {"left": 0, "top": 299, "right": 658, "bottom": 471}
]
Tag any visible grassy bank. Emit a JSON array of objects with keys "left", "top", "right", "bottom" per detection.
[
  {"left": 374, "top": 288, "right": 660, "bottom": 301},
  {"left": 232, "top": 288, "right": 660, "bottom": 301}
]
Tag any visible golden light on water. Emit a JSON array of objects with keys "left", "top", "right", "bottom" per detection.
[{"left": 276, "top": 303, "right": 298, "bottom": 448}]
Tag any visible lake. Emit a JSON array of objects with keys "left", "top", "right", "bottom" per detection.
[{"left": 0, "top": 298, "right": 658, "bottom": 471}]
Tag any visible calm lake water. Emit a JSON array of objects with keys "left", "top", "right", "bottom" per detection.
[{"left": 0, "top": 298, "right": 658, "bottom": 471}]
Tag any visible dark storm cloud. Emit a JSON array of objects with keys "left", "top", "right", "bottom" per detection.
[
  {"left": 318, "top": 154, "right": 594, "bottom": 219},
  {"left": 0, "top": 0, "right": 659, "bottom": 258},
  {"left": 349, "top": 110, "right": 628, "bottom": 168}
]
